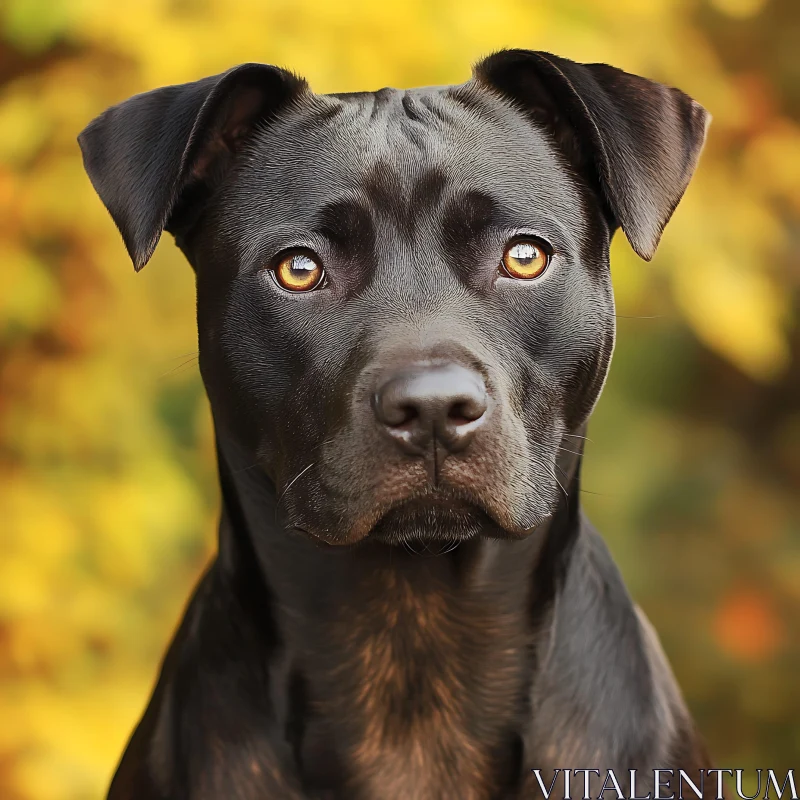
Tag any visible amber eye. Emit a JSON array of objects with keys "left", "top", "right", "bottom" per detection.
[
  {"left": 500, "top": 240, "right": 550, "bottom": 280},
  {"left": 273, "top": 252, "right": 325, "bottom": 293}
]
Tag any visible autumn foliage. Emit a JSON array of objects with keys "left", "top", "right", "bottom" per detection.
[{"left": 0, "top": 0, "right": 798, "bottom": 797}]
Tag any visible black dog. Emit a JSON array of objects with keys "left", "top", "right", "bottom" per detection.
[{"left": 79, "top": 49, "right": 713, "bottom": 800}]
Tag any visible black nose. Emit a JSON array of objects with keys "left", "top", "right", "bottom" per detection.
[{"left": 372, "top": 363, "right": 489, "bottom": 457}]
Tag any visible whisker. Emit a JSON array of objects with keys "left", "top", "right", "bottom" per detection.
[
  {"left": 403, "top": 539, "right": 423, "bottom": 557},
  {"left": 562, "top": 433, "right": 592, "bottom": 442},
  {"left": 231, "top": 460, "right": 261, "bottom": 475},
  {"left": 553, "top": 472, "right": 569, "bottom": 502},
  {"left": 277, "top": 462, "right": 315, "bottom": 505},
  {"left": 526, "top": 439, "right": 552, "bottom": 456},
  {"left": 400, "top": 535, "right": 462, "bottom": 558},
  {"left": 233, "top": 436, "right": 337, "bottom": 480},
  {"left": 159, "top": 356, "right": 199, "bottom": 378},
  {"left": 310, "top": 436, "right": 337, "bottom": 455}
]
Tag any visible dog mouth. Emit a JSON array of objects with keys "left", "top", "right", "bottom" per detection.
[
  {"left": 292, "top": 485, "right": 544, "bottom": 549},
  {"left": 292, "top": 438, "right": 563, "bottom": 547},
  {"left": 366, "top": 493, "right": 500, "bottom": 546}
]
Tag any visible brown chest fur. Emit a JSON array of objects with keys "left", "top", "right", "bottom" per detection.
[{"left": 308, "top": 567, "right": 530, "bottom": 800}]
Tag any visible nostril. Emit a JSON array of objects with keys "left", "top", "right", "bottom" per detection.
[
  {"left": 372, "top": 389, "right": 420, "bottom": 428},
  {"left": 448, "top": 398, "right": 486, "bottom": 425},
  {"left": 391, "top": 404, "right": 419, "bottom": 428}
]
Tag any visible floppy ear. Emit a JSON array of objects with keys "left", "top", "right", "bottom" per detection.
[
  {"left": 78, "top": 64, "right": 307, "bottom": 271},
  {"left": 473, "top": 49, "right": 711, "bottom": 260}
]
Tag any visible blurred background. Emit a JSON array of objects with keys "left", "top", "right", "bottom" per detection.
[{"left": 0, "top": 0, "right": 798, "bottom": 797}]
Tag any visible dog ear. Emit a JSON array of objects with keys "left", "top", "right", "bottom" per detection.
[
  {"left": 78, "top": 64, "right": 307, "bottom": 271},
  {"left": 472, "top": 49, "right": 710, "bottom": 260}
]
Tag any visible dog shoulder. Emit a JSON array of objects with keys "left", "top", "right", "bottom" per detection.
[
  {"left": 107, "top": 562, "right": 306, "bottom": 799},
  {"left": 524, "top": 519, "right": 708, "bottom": 776}
]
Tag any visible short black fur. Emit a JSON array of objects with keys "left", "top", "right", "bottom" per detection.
[{"left": 78, "top": 50, "right": 713, "bottom": 800}]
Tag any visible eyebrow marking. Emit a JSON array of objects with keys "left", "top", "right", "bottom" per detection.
[
  {"left": 361, "top": 162, "right": 449, "bottom": 236},
  {"left": 440, "top": 190, "right": 497, "bottom": 246},
  {"left": 317, "top": 199, "right": 376, "bottom": 263},
  {"left": 440, "top": 190, "right": 499, "bottom": 286}
]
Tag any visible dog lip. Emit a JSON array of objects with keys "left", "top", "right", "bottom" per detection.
[
  {"left": 404, "top": 493, "right": 469, "bottom": 506},
  {"left": 372, "top": 490, "right": 555, "bottom": 540},
  {"left": 381, "top": 492, "right": 483, "bottom": 515},
  {"left": 293, "top": 492, "right": 552, "bottom": 547},
  {"left": 365, "top": 491, "right": 495, "bottom": 539}
]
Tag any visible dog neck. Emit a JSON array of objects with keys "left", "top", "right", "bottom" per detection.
[{"left": 210, "top": 426, "right": 585, "bottom": 795}]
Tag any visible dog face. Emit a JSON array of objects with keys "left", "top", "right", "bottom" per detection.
[
  {"left": 192, "top": 85, "right": 616, "bottom": 546},
  {"left": 79, "top": 51, "right": 710, "bottom": 546}
]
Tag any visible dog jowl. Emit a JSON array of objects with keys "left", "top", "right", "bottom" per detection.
[{"left": 80, "top": 51, "right": 712, "bottom": 800}]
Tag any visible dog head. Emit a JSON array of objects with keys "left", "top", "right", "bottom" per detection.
[{"left": 79, "top": 50, "right": 709, "bottom": 546}]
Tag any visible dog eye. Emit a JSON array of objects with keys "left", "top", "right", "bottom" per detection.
[
  {"left": 273, "top": 252, "right": 325, "bottom": 293},
  {"left": 500, "top": 239, "right": 550, "bottom": 280}
]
